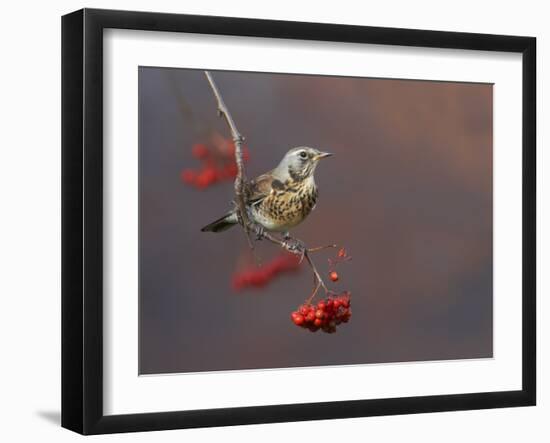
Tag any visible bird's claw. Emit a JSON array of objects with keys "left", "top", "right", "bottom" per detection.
[
  {"left": 254, "top": 224, "right": 265, "bottom": 240},
  {"left": 282, "top": 237, "right": 306, "bottom": 255}
]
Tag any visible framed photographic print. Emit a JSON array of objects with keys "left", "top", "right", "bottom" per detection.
[{"left": 61, "top": 8, "right": 536, "bottom": 435}]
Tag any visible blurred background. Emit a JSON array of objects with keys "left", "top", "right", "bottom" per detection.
[{"left": 138, "top": 67, "right": 492, "bottom": 375}]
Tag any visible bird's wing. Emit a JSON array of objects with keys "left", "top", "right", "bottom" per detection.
[{"left": 246, "top": 171, "right": 284, "bottom": 205}]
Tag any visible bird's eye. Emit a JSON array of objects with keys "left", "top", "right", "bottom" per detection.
[{"left": 299, "top": 151, "right": 308, "bottom": 159}]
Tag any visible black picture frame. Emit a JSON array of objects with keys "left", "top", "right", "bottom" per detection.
[{"left": 62, "top": 8, "right": 536, "bottom": 435}]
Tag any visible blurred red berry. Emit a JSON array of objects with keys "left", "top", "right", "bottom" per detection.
[
  {"left": 180, "top": 169, "right": 196, "bottom": 184},
  {"left": 225, "top": 141, "right": 236, "bottom": 157},
  {"left": 231, "top": 254, "right": 302, "bottom": 291},
  {"left": 194, "top": 177, "right": 209, "bottom": 189},
  {"left": 225, "top": 163, "right": 238, "bottom": 178},
  {"left": 192, "top": 143, "right": 209, "bottom": 159},
  {"left": 204, "top": 167, "right": 217, "bottom": 182},
  {"left": 183, "top": 139, "right": 253, "bottom": 189},
  {"left": 329, "top": 271, "right": 339, "bottom": 282},
  {"left": 338, "top": 248, "right": 347, "bottom": 258},
  {"left": 194, "top": 168, "right": 217, "bottom": 188}
]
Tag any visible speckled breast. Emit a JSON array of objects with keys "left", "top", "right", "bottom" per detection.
[{"left": 251, "top": 184, "right": 318, "bottom": 232}]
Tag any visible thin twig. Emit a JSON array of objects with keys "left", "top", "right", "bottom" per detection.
[
  {"left": 306, "top": 281, "right": 322, "bottom": 305},
  {"left": 307, "top": 244, "right": 338, "bottom": 253},
  {"left": 304, "top": 252, "right": 328, "bottom": 293}
]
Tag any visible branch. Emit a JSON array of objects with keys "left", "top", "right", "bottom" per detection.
[
  {"left": 204, "top": 71, "right": 250, "bottom": 236},
  {"left": 203, "top": 70, "right": 331, "bottom": 298}
]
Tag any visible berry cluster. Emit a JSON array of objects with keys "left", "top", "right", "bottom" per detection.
[
  {"left": 327, "top": 248, "right": 351, "bottom": 282},
  {"left": 180, "top": 139, "right": 250, "bottom": 189},
  {"left": 232, "top": 254, "right": 301, "bottom": 291},
  {"left": 291, "top": 293, "right": 352, "bottom": 333}
]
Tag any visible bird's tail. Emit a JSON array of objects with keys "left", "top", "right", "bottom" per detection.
[{"left": 200, "top": 211, "right": 239, "bottom": 233}]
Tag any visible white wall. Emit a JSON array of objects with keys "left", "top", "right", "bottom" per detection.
[{"left": 0, "top": 0, "right": 546, "bottom": 441}]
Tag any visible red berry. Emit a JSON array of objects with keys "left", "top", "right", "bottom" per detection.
[
  {"left": 195, "top": 168, "right": 215, "bottom": 188},
  {"left": 194, "top": 177, "right": 209, "bottom": 189},
  {"left": 192, "top": 143, "right": 209, "bottom": 159},
  {"left": 338, "top": 248, "right": 347, "bottom": 258},
  {"left": 225, "top": 142, "right": 236, "bottom": 158},
  {"left": 291, "top": 312, "right": 305, "bottom": 326},
  {"left": 225, "top": 163, "right": 238, "bottom": 178},
  {"left": 180, "top": 169, "right": 196, "bottom": 184},
  {"left": 232, "top": 254, "right": 304, "bottom": 291},
  {"left": 291, "top": 292, "right": 352, "bottom": 333},
  {"left": 329, "top": 271, "right": 339, "bottom": 282},
  {"left": 201, "top": 168, "right": 218, "bottom": 186}
]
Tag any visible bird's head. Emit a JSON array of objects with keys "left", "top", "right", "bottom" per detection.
[{"left": 275, "top": 147, "right": 333, "bottom": 181}]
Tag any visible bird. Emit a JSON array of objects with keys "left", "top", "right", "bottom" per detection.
[{"left": 201, "top": 146, "right": 333, "bottom": 236}]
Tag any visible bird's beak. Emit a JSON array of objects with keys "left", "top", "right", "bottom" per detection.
[{"left": 315, "top": 151, "right": 333, "bottom": 160}]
